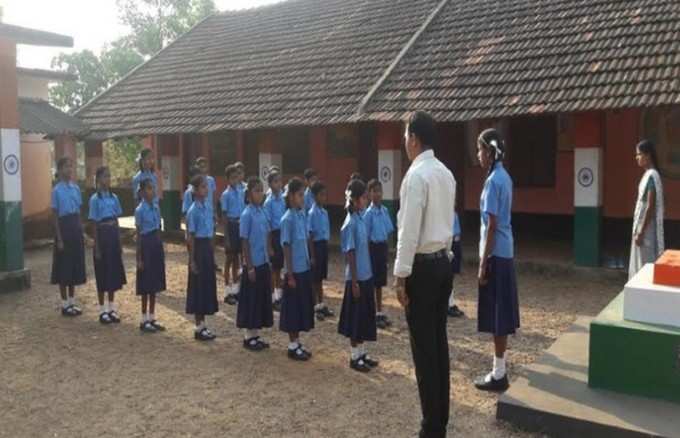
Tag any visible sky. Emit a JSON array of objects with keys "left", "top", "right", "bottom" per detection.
[{"left": 2, "top": 0, "right": 283, "bottom": 69}]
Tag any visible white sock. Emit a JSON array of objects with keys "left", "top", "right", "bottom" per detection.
[
  {"left": 245, "top": 329, "right": 259, "bottom": 339},
  {"left": 62, "top": 299, "right": 69, "bottom": 309},
  {"left": 149, "top": 313, "right": 155, "bottom": 321},
  {"left": 448, "top": 291, "right": 456, "bottom": 308},
  {"left": 351, "top": 347, "right": 361, "bottom": 360},
  {"left": 195, "top": 322, "right": 205, "bottom": 332},
  {"left": 100, "top": 304, "right": 106, "bottom": 314},
  {"left": 275, "top": 288, "right": 282, "bottom": 300},
  {"left": 142, "top": 313, "right": 148, "bottom": 323},
  {"left": 359, "top": 344, "right": 367, "bottom": 356},
  {"left": 315, "top": 303, "right": 324, "bottom": 311},
  {"left": 288, "top": 341, "right": 300, "bottom": 350},
  {"left": 492, "top": 355, "right": 506, "bottom": 380},
  {"left": 67, "top": 296, "right": 75, "bottom": 306},
  {"left": 376, "top": 311, "right": 385, "bottom": 317}
]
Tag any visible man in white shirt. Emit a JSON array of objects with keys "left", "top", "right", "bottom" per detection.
[{"left": 394, "top": 111, "right": 456, "bottom": 438}]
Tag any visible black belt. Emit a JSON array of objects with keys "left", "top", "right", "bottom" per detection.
[
  {"left": 414, "top": 249, "right": 448, "bottom": 263},
  {"left": 97, "top": 217, "right": 118, "bottom": 225}
]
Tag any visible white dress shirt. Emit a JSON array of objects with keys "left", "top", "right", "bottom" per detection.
[{"left": 394, "top": 149, "right": 456, "bottom": 278}]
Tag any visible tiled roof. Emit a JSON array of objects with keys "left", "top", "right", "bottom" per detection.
[
  {"left": 19, "top": 98, "right": 87, "bottom": 136},
  {"left": 76, "top": 0, "right": 440, "bottom": 139},
  {"left": 77, "top": 0, "right": 680, "bottom": 138},
  {"left": 364, "top": 0, "right": 680, "bottom": 122}
]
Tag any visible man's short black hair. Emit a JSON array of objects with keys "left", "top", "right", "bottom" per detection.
[{"left": 407, "top": 111, "right": 437, "bottom": 150}]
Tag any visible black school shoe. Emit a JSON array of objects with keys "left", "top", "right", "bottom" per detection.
[
  {"left": 61, "top": 305, "right": 81, "bottom": 317},
  {"left": 315, "top": 309, "right": 326, "bottom": 321},
  {"left": 272, "top": 299, "right": 281, "bottom": 312},
  {"left": 350, "top": 357, "right": 371, "bottom": 373},
  {"left": 447, "top": 305, "right": 465, "bottom": 318},
  {"left": 321, "top": 306, "right": 334, "bottom": 317},
  {"left": 243, "top": 337, "right": 269, "bottom": 352},
  {"left": 99, "top": 312, "right": 113, "bottom": 325},
  {"left": 194, "top": 327, "right": 217, "bottom": 341},
  {"left": 474, "top": 373, "right": 509, "bottom": 392},
  {"left": 139, "top": 320, "right": 157, "bottom": 333},
  {"left": 287, "top": 346, "right": 310, "bottom": 361},
  {"left": 108, "top": 310, "right": 121, "bottom": 323},
  {"left": 376, "top": 314, "right": 390, "bottom": 329},
  {"left": 362, "top": 355, "right": 379, "bottom": 368},
  {"left": 225, "top": 294, "right": 238, "bottom": 305},
  {"left": 150, "top": 320, "right": 166, "bottom": 331}
]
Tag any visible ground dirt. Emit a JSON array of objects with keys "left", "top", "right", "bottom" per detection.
[{"left": 0, "top": 243, "right": 621, "bottom": 438}]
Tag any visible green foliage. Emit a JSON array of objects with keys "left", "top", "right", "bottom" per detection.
[
  {"left": 116, "top": 0, "right": 216, "bottom": 57},
  {"left": 103, "top": 138, "right": 144, "bottom": 187}
]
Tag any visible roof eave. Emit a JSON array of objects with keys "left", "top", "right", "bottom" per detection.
[{"left": 0, "top": 23, "right": 73, "bottom": 47}]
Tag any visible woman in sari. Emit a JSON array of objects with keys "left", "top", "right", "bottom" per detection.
[{"left": 629, "top": 140, "right": 665, "bottom": 279}]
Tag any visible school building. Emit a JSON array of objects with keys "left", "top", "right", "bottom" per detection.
[{"left": 76, "top": 0, "right": 680, "bottom": 267}]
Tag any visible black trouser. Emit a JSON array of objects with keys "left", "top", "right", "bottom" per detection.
[{"left": 405, "top": 256, "right": 453, "bottom": 438}]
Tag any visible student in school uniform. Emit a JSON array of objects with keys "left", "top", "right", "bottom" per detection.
[
  {"left": 181, "top": 166, "right": 201, "bottom": 218},
  {"left": 51, "top": 157, "right": 86, "bottom": 317},
  {"left": 338, "top": 178, "right": 379, "bottom": 372},
  {"left": 221, "top": 164, "right": 246, "bottom": 305},
  {"left": 88, "top": 166, "right": 126, "bottom": 324},
  {"left": 448, "top": 212, "right": 465, "bottom": 318},
  {"left": 279, "top": 177, "right": 315, "bottom": 361},
  {"left": 307, "top": 181, "right": 333, "bottom": 321},
  {"left": 186, "top": 175, "right": 219, "bottom": 341},
  {"left": 195, "top": 157, "right": 217, "bottom": 212},
  {"left": 263, "top": 169, "right": 285, "bottom": 311},
  {"left": 132, "top": 148, "right": 158, "bottom": 205},
  {"left": 363, "top": 179, "right": 395, "bottom": 329},
  {"left": 303, "top": 168, "right": 318, "bottom": 214},
  {"left": 237, "top": 177, "right": 274, "bottom": 351},
  {"left": 474, "top": 128, "right": 520, "bottom": 392},
  {"left": 135, "top": 179, "right": 167, "bottom": 333}
]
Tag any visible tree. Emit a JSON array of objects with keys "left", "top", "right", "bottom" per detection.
[
  {"left": 49, "top": 40, "right": 143, "bottom": 113},
  {"left": 117, "top": 0, "right": 216, "bottom": 57}
]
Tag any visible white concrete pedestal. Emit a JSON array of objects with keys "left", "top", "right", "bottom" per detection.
[{"left": 623, "top": 263, "right": 680, "bottom": 328}]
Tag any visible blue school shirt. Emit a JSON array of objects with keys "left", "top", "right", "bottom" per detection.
[
  {"left": 132, "top": 170, "right": 158, "bottom": 204},
  {"left": 304, "top": 188, "right": 314, "bottom": 213},
  {"left": 206, "top": 175, "right": 217, "bottom": 207},
  {"left": 280, "top": 208, "right": 310, "bottom": 273},
  {"left": 264, "top": 191, "right": 285, "bottom": 231},
  {"left": 220, "top": 185, "right": 245, "bottom": 220},
  {"left": 88, "top": 191, "right": 122, "bottom": 222},
  {"left": 341, "top": 212, "right": 372, "bottom": 282},
  {"left": 181, "top": 185, "right": 194, "bottom": 216},
  {"left": 51, "top": 181, "right": 82, "bottom": 217},
  {"left": 307, "top": 203, "right": 330, "bottom": 242},
  {"left": 186, "top": 199, "right": 214, "bottom": 238},
  {"left": 363, "top": 203, "right": 394, "bottom": 243},
  {"left": 240, "top": 204, "right": 270, "bottom": 267},
  {"left": 453, "top": 212, "right": 462, "bottom": 237},
  {"left": 135, "top": 200, "right": 161, "bottom": 235},
  {"left": 480, "top": 162, "right": 514, "bottom": 259}
]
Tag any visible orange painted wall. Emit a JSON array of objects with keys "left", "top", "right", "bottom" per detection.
[
  {"left": 20, "top": 135, "right": 52, "bottom": 218},
  {"left": 604, "top": 108, "right": 680, "bottom": 220}
]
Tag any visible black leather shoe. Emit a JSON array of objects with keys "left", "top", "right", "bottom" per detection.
[
  {"left": 447, "top": 305, "right": 464, "bottom": 318},
  {"left": 350, "top": 357, "right": 371, "bottom": 372},
  {"left": 194, "top": 328, "right": 216, "bottom": 341},
  {"left": 474, "top": 373, "right": 509, "bottom": 392},
  {"left": 287, "top": 347, "right": 310, "bottom": 361},
  {"left": 362, "top": 355, "right": 379, "bottom": 368}
]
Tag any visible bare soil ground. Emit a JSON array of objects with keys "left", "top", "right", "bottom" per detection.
[{"left": 0, "top": 243, "right": 621, "bottom": 438}]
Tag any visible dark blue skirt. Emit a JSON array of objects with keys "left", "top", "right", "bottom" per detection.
[
  {"left": 270, "top": 229, "right": 284, "bottom": 271},
  {"left": 312, "top": 240, "right": 328, "bottom": 282},
  {"left": 186, "top": 238, "right": 218, "bottom": 315},
  {"left": 51, "top": 214, "right": 86, "bottom": 287},
  {"left": 451, "top": 240, "right": 463, "bottom": 275},
  {"left": 94, "top": 222, "right": 127, "bottom": 293},
  {"left": 279, "top": 270, "right": 314, "bottom": 333},
  {"left": 338, "top": 279, "right": 377, "bottom": 342},
  {"left": 224, "top": 220, "right": 241, "bottom": 255},
  {"left": 136, "top": 231, "right": 166, "bottom": 295},
  {"left": 237, "top": 264, "right": 273, "bottom": 329},
  {"left": 369, "top": 241, "right": 388, "bottom": 287},
  {"left": 478, "top": 257, "right": 520, "bottom": 336}
]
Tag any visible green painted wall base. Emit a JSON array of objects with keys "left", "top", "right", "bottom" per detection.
[
  {"left": 589, "top": 292, "right": 680, "bottom": 404},
  {"left": 0, "top": 201, "right": 24, "bottom": 271},
  {"left": 574, "top": 206, "right": 601, "bottom": 267},
  {"left": 161, "top": 191, "right": 181, "bottom": 231},
  {"left": 0, "top": 268, "right": 31, "bottom": 293}
]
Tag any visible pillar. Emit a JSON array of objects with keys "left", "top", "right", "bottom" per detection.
[
  {"left": 84, "top": 140, "right": 103, "bottom": 189},
  {"left": 573, "top": 113, "right": 604, "bottom": 267},
  {"left": 54, "top": 134, "right": 77, "bottom": 162},
  {"left": 160, "top": 135, "right": 181, "bottom": 231},
  {"left": 0, "top": 38, "right": 30, "bottom": 291},
  {"left": 376, "top": 122, "right": 404, "bottom": 230},
  {"left": 257, "top": 131, "right": 281, "bottom": 190}
]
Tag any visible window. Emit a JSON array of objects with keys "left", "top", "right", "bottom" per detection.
[
  {"left": 279, "top": 127, "right": 310, "bottom": 174},
  {"left": 209, "top": 131, "right": 237, "bottom": 176},
  {"left": 508, "top": 115, "right": 557, "bottom": 187},
  {"left": 328, "top": 125, "right": 358, "bottom": 158},
  {"left": 642, "top": 106, "right": 680, "bottom": 179}
]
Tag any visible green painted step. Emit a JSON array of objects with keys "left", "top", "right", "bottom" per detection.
[{"left": 589, "top": 292, "right": 680, "bottom": 404}]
